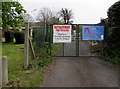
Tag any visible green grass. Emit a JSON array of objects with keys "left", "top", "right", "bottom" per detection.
[
  {"left": 51, "top": 43, "right": 62, "bottom": 55},
  {"left": 2, "top": 42, "right": 61, "bottom": 87},
  {"left": 2, "top": 43, "right": 43, "bottom": 87}
]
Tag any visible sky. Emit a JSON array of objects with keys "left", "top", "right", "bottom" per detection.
[{"left": 18, "top": 0, "right": 119, "bottom": 24}]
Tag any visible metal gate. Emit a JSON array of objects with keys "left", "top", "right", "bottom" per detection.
[
  {"left": 51, "top": 24, "right": 104, "bottom": 57},
  {"left": 32, "top": 24, "right": 104, "bottom": 58}
]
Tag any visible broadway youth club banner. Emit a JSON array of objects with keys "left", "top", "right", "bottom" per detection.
[
  {"left": 53, "top": 25, "right": 72, "bottom": 43},
  {"left": 82, "top": 26, "right": 104, "bottom": 40}
]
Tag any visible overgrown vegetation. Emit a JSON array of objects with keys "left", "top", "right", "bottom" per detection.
[
  {"left": 107, "top": 0, "right": 120, "bottom": 57},
  {"left": 37, "top": 57, "right": 53, "bottom": 67},
  {"left": 36, "top": 43, "right": 61, "bottom": 67},
  {"left": 101, "top": 1, "right": 120, "bottom": 65}
]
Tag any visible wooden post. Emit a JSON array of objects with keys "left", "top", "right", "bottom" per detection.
[
  {"left": 29, "top": 28, "right": 36, "bottom": 59},
  {"left": 0, "top": 56, "right": 2, "bottom": 88},
  {"left": 30, "top": 28, "right": 33, "bottom": 37},
  {"left": 24, "top": 22, "right": 29, "bottom": 69},
  {"left": 29, "top": 38, "right": 36, "bottom": 59},
  {"left": 2, "top": 56, "right": 8, "bottom": 86}
]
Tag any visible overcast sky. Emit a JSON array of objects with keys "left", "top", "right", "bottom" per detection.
[{"left": 18, "top": 0, "right": 118, "bottom": 24}]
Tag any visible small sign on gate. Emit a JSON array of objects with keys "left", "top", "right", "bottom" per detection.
[{"left": 53, "top": 25, "right": 72, "bottom": 43}]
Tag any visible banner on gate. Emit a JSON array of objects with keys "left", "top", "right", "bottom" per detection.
[
  {"left": 53, "top": 25, "right": 72, "bottom": 43},
  {"left": 82, "top": 26, "right": 104, "bottom": 40}
]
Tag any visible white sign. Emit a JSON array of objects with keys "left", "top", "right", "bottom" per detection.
[{"left": 53, "top": 25, "right": 72, "bottom": 43}]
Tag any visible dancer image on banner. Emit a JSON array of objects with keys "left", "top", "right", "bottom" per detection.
[{"left": 84, "top": 27, "right": 97, "bottom": 38}]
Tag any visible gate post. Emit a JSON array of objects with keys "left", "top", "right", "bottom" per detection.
[
  {"left": 63, "top": 43, "right": 64, "bottom": 56},
  {"left": 77, "top": 25, "right": 80, "bottom": 57},
  {"left": 24, "top": 22, "right": 29, "bottom": 69},
  {"left": 50, "top": 24, "right": 53, "bottom": 56},
  {"left": 76, "top": 25, "right": 79, "bottom": 57}
]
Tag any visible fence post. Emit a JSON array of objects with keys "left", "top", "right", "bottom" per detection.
[
  {"left": 2, "top": 56, "right": 8, "bottom": 86},
  {"left": 24, "top": 22, "right": 29, "bottom": 69},
  {"left": 0, "top": 57, "right": 2, "bottom": 88}
]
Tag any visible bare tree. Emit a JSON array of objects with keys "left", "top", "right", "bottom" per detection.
[
  {"left": 59, "top": 8, "right": 73, "bottom": 24},
  {"left": 36, "top": 7, "right": 62, "bottom": 24},
  {"left": 22, "top": 13, "right": 33, "bottom": 22},
  {"left": 36, "top": 8, "right": 53, "bottom": 24}
]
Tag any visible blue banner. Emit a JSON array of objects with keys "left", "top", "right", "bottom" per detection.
[{"left": 82, "top": 26, "right": 104, "bottom": 40}]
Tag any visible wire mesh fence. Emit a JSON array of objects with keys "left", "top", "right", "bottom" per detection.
[{"left": 31, "top": 24, "right": 52, "bottom": 58}]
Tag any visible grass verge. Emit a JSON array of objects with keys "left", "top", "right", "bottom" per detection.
[
  {"left": 2, "top": 43, "right": 61, "bottom": 87},
  {"left": 2, "top": 43, "right": 43, "bottom": 87}
]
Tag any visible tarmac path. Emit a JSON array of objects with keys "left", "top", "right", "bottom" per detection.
[{"left": 42, "top": 41, "right": 118, "bottom": 87}]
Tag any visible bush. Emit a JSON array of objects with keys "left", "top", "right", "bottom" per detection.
[
  {"left": 102, "top": 1, "right": 120, "bottom": 63},
  {"left": 14, "top": 31, "right": 24, "bottom": 44},
  {"left": 4, "top": 31, "right": 14, "bottom": 43},
  {"left": 38, "top": 56, "right": 53, "bottom": 67}
]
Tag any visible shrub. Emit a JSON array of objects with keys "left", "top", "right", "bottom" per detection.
[
  {"left": 14, "top": 31, "right": 24, "bottom": 44},
  {"left": 4, "top": 31, "right": 14, "bottom": 43},
  {"left": 37, "top": 48, "right": 53, "bottom": 67},
  {"left": 107, "top": 1, "right": 120, "bottom": 52},
  {"left": 38, "top": 56, "right": 53, "bottom": 67},
  {"left": 102, "top": 1, "right": 120, "bottom": 60}
]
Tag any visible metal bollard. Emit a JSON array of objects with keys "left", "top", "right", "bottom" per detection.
[{"left": 2, "top": 56, "right": 8, "bottom": 86}]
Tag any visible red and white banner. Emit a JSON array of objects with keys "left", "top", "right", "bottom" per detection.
[{"left": 53, "top": 25, "right": 72, "bottom": 43}]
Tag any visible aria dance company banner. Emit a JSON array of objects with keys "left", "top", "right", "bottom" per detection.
[{"left": 82, "top": 26, "right": 104, "bottom": 40}]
